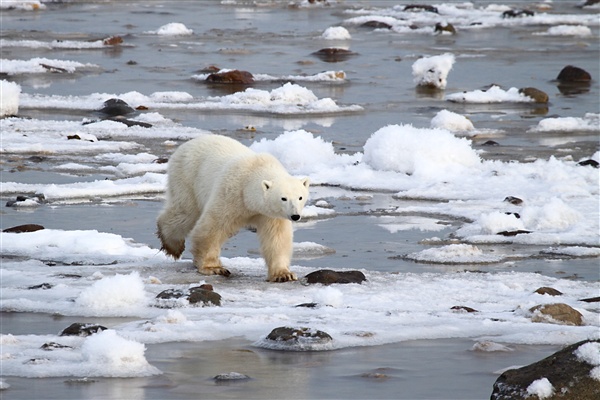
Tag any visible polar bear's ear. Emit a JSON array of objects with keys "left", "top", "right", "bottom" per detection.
[
  {"left": 262, "top": 180, "right": 272, "bottom": 191},
  {"left": 301, "top": 177, "right": 310, "bottom": 188}
]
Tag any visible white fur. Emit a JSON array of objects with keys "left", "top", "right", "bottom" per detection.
[{"left": 157, "top": 135, "right": 309, "bottom": 282}]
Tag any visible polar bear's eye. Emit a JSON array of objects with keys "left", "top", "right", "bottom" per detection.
[
  {"left": 281, "top": 197, "right": 287, "bottom": 201},
  {"left": 299, "top": 197, "right": 303, "bottom": 200}
]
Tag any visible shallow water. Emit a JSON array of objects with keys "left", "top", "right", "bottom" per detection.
[{"left": 1, "top": 1, "right": 599, "bottom": 399}]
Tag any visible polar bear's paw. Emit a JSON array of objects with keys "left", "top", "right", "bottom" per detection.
[
  {"left": 199, "top": 266, "right": 231, "bottom": 277},
  {"left": 268, "top": 271, "right": 298, "bottom": 283}
]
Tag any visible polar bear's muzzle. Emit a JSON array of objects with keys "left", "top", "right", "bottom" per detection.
[{"left": 291, "top": 214, "right": 301, "bottom": 221}]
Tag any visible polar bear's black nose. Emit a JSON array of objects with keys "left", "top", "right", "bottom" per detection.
[{"left": 291, "top": 214, "right": 301, "bottom": 221}]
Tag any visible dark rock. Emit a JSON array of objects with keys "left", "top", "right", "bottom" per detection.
[
  {"left": 579, "top": 296, "right": 600, "bottom": 303},
  {"left": 504, "top": 196, "right": 524, "bottom": 206},
  {"left": 435, "top": 22, "right": 456, "bottom": 35},
  {"left": 3, "top": 224, "right": 45, "bottom": 233},
  {"left": 206, "top": 70, "right": 254, "bottom": 84},
  {"left": 266, "top": 326, "right": 333, "bottom": 344},
  {"left": 404, "top": 4, "right": 439, "bottom": 13},
  {"left": 451, "top": 305, "right": 479, "bottom": 313},
  {"left": 502, "top": 9, "right": 534, "bottom": 18},
  {"left": 578, "top": 159, "right": 599, "bottom": 168},
  {"left": 105, "top": 116, "right": 152, "bottom": 128},
  {"left": 312, "top": 48, "right": 357, "bottom": 63},
  {"left": 41, "top": 342, "right": 73, "bottom": 351},
  {"left": 519, "top": 87, "right": 549, "bottom": 103},
  {"left": 361, "top": 20, "right": 392, "bottom": 30},
  {"left": 557, "top": 65, "right": 592, "bottom": 82},
  {"left": 535, "top": 287, "right": 563, "bottom": 296},
  {"left": 580, "top": 0, "right": 600, "bottom": 7},
  {"left": 529, "top": 303, "right": 584, "bottom": 326},
  {"left": 155, "top": 288, "right": 185, "bottom": 300},
  {"left": 214, "top": 372, "right": 251, "bottom": 382},
  {"left": 295, "top": 302, "right": 319, "bottom": 308},
  {"left": 187, "top": 288, "right": 221, "bottom": 306},
  {"left": 305, "top": 269, "right": 366, "bottom": 285},
  {"left": 59, "top": 323, "right": 107, "bottom": 337},
  {"left": 481, "top": 140, "right": 500, "bottom": 146},
  {"left": 491, "top": 339, "right": 600, "bottom": 400},
  {"left": 98, "top": 98, "right": 135, "bottom": 116},
  {"left": 155, "top": 286, "right": 221, "bottom": 307},
  {"left": 28, "top": 283, "right": 53, "bottom": 290},
  {"left": 497, "top": 230, "right": 531, "bottom": 236}
]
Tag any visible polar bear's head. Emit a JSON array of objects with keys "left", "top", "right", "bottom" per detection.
[{"left": 262, "top": 177, "right": 310, "bottom": 221}]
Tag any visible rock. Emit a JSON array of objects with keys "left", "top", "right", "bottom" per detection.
[
  {"left": 578, "top": 159, "right": 599, "bottom": 168},
  {"left": 155, "top": 286, "right": 221, "bottom": 307},
  {"left": 556, "top": 65, "right": 592, "bottom": 82},
  {"left": 504, "top": 196, "right": 524, "bottom": 206},
  {"left": 312, "top": 48, "right": 357, "bottom": 63},
  {"left": 105, "top": 116, "right": 152, "bottom": 128},
  {"left": 5, "top": 194, "right": 46, "bottom": 207},
  {"left": 535, "top": 287, "right": 563, "bottom": 296},
  {"left": 481, "top": 140, "right": 500, "bottom": 146},
  {"left": 98, "top": 98, "right": 135, "bottom": 116},
  {"left": 435, "top": 22, "right": 456, "bottom": 35},
  {"left": 361, "top": 20, "right": 392, "bottom": 30},
  {"left": 305, "top": 269, "right": 366, "bottom": 285},
  {"left": 214, "top": 372, "right": 251, "bottom": 382},
  {"left": 59, "top": 323, "right": 107, "bottom": 337},
  {"left": 403, "top": 4, "right": 439, "bottom": 13},
  {"left": 266, "top": 326, "right": 333, "bottom": 345},
  {"left": 502, "top": 9, "right": 534, "bottom": 18},
  {"left": 187, "top": 287, "right": 221, "bottom": 306},
  {"left": 579, "top": 296, "right": 600, "bottom": 303},
  {"left": 102, "top": 36, "right": 123, "bottom": 46},
  {"left": 529, "top": 303, "right": 584, "bottom": 326},
  {"left": 580, "top": 0, "right": 600, "bottom": 7},
  {"left": 295, "top": 302, "right": 319, "bottom": 308},
  {"left": 451, "top": 305, "right": 478, "bottom": 313},
  {"left": 27, "top": 283, "right": 53, "bottom": 290},
  {"left": 491, "top": 339, "right": 600, "bottom": 400},
  {"left": 3, "top": 224, "right": 45, "bottom": 233},
  {"left": 519, "top": 87, "right": 549, "bottom": 103},
  {"left": 206, "top": 70, "right": 254, "bottom": 84},
  {"left": 497, "top": 230, "right": 531, "bottom": 236},
  {"left": 41, "top": 342, "right": 72, "bottom": 351}
]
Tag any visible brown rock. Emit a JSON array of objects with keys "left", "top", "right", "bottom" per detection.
[
  {"left": 3, "top": 224, "right": 45, "bottom": 233},
  {"left": 305, "top": 269, "right": 366, "bottom": 285},
  {"left": 519, "top": 87, "right": 549, "bottom": 103},
  {"left": 187, "top": 287, "right": 221, "bottom": 306},
  {"left": 435, "top": 22, "right": 456, "bottom": 34},
  {"left": 557, "top": 65, "right": 592, "bottom": 82},
  {"left": 206, "top": 70, "right": 254, "bottom": 84},
  {"left": 102, "top": 36, "right": 123, "bottom": 46},
  {"left": 491, "top": 339, "right": 600, "bottom": 400},
  {"left": 535, "top": 287, "right": 563, "bottom": 296},
  {"left": 529, "top": 303, "right": 584, "bottom": 326}
]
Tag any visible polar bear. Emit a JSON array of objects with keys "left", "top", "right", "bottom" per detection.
[{"left": 157, "top": 135, "right": 309, "bottom": 282}]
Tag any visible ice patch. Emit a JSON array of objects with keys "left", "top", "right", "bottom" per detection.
[
  {"left": 322, "top": 26, "right": 351, "bottom": 40},
  {"left": 526, "top": 378, "right": 554, "bottom": 399},
  {"left": 148, "top": 23, "right": 193, "bottom": 36},
  {"left": 446, "top": 86, "right": 534, "bottom": 103},
  {"left": 430, "top": 109, "right": 474, "bottom": 132},
  {"left": 0, "top": 80, "right": 21, "bottom": 116}
]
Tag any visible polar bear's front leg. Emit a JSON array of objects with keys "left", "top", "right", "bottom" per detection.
[
  {"left": 190, "top": 213, "right": 232, "bottom": 277},
  {"left": 256, "top": 217, "right": 297, "bottom": 282}
]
